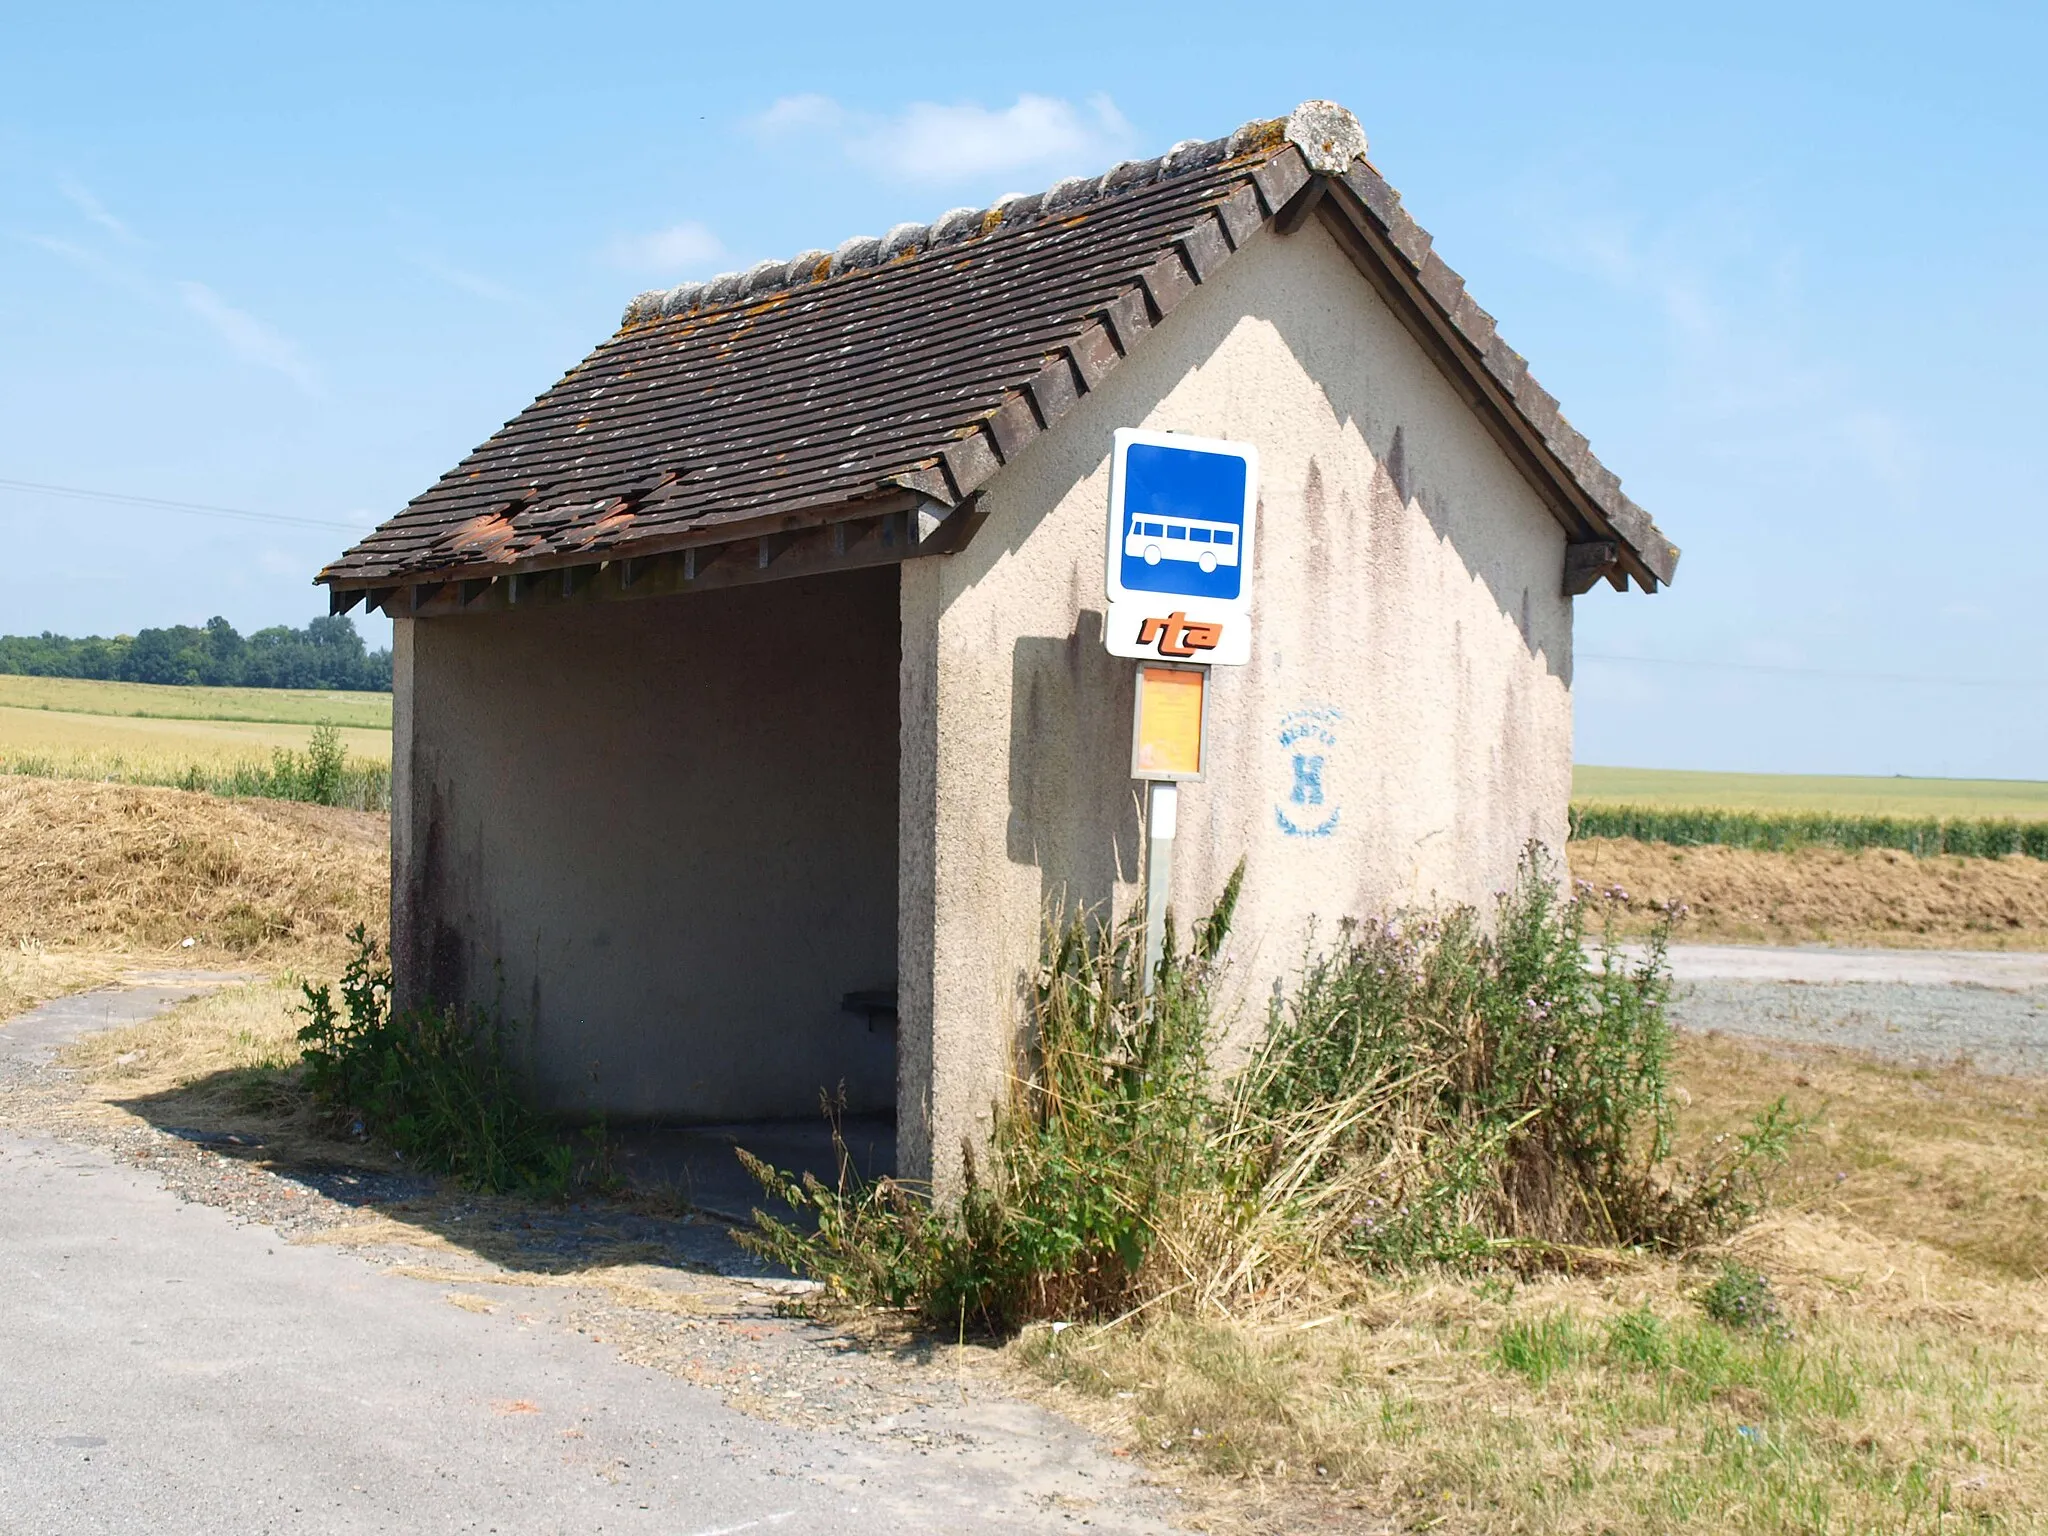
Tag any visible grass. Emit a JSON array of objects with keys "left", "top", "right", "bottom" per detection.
[
  {"left": 0, "top": 743, "right": 392, "bottom": 813},
  {"left": 0, "top": 701, "right": 392, "bottom": 811},
  {"left": 1574, "top": 766, "right": 2048, "bottom": 822},
  {"left": 743, "top": 856, "right": 1773, "bottom": 1332},
  {"left": 0, "top": 777, "right": 388, "bottom": 1000},
  {"left": 1018, "top": 1032, "right": 2048, "bottom": 1533},
  {"left": 52, "top": 955, "right": 605, "bottom": 1197},
  {"left": 0, "top": 675, "right": 393, "bottom": 813},
  {"left": 46, "top": 982, "right": 426, "bottom": 1183},
  {"left": 0, "top": 673, "right": 392, "bottom": 730},
  {"left": 44, "top": 947, "right": 2048, "bottom": 1533},
  {"left": 11, "top": 772, "right": 2041, "bottom": 1531},
  {"left": 58, "top": 979, "right": 321, "bottom": 1141},
  {"left": 0, "top": 941, "right": 133, "bottom": 1026},
  {"left": 295, "top": 927, "right": 597, "bottom": 1193}
]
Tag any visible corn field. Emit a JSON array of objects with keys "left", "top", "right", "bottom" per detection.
[{"left": 1569, "top": 803, "right": 2048, "bottom": 861}]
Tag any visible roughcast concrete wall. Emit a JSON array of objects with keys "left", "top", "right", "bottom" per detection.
[
  {"left": 899, "top": 215, "right": 1575, "bottom": 1185},
  {"left": 393, "top": 568, "right": 899, "bottom": 1121}
]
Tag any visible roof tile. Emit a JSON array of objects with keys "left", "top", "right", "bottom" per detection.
[{"left": 319, "top": 103, "right": 1674, "bottom": 592}]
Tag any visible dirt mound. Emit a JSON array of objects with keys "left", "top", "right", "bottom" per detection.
[
  {"left": 0, "top": 778, "right": 388, "bottom": 969},
  {"left": 1570, "top": 837, "right": 2048, "bottom": 949}
]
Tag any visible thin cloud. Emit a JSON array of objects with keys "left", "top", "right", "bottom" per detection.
[
  {"left": 177, "top": 280, "right": 320, "bottom": 395},
  {"left": 407, "top": 252, "right": 530, "bottom": 308},
  {"left": 1523, "top": 186, "right": 1920, "bottom": 505},
  {"left": 754, "top": 92, "right": 1135, "bottom": 185},
  {"left": 756, "top": 94, "right": 841, "bottom": 135},
  {"left": 57, "top": 176, "right": 139, "bottom": 244},
  {"left": 22, "top": 233, "right": 152, "bottom": 298},
  {"left": 601, "top": 221, "right": 726, "bottom": 275}
]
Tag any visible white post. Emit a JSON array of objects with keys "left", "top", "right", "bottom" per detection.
[{"left": 1143, "top": 779, "right": 1178, "bottom": 994}]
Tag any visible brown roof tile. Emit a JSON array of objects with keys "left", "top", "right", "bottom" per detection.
[{"left": 319, "top": 102, "right": 1676, "bottom": 595}]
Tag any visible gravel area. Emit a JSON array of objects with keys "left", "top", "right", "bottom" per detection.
[
  {"left": 1656, "top": 944, "right": 2048, "bottom": 990},
  {"left": 1671, "top": 979, "right": 2048, "bottom": 1078}
]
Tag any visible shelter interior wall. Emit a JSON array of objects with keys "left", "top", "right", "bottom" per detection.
[
  {"left": 400, "top": 568, "right": 899, "bottom": 1121},
  {"left": 899, "top": 216, "right": 1575, "bottom": 1183}
]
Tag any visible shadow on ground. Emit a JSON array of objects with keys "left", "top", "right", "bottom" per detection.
[{"left": 103, "top": 1071, "right": 895, "bottom": 1284}]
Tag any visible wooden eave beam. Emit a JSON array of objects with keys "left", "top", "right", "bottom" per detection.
[
  {"left": 1564, "top": 540, "right": 1621, "bottom": 597},
  {"left": 362, "top": 495, "right": 977, "bottom": 620},
  {"left": 377, "top": 489, "right": 925, "bottom": 596}
]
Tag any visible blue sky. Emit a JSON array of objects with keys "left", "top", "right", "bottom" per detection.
[{"left": 2, "top": 1, "right": 2041, "bottom": 777}]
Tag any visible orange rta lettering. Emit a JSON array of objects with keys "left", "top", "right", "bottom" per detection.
[{"left": 1135, "top": 611, "right": 1222, "bottom": 658}]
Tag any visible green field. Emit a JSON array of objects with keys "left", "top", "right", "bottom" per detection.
[
  {"left": 0, "top": 674, "right": 392, "bottom": 810},
  {"left": 1573, "top": 765, "right": 2048, "bottom": 821},
  {"left": 0, "top": 673, "right": 391, "bottom": 729}
]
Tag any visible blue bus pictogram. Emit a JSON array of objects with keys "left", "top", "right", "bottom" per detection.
[{"left": 1116, "top": 441, "right": 1247, "bottom": 601}]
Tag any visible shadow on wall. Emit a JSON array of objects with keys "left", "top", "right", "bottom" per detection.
[
  {"left": 1008, "top": 610, "right": 1143, "bottom": 921},
  {"left": 1266, "top": 283, "right": 1572, "bottom": 691},
  {"left": 960, "top": 223, "right": 1575, "bottom": 694}
]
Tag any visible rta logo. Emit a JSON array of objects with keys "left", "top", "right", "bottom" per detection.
[{"left": 1135, "top": 611, "right": 1223, "bottom": 658}]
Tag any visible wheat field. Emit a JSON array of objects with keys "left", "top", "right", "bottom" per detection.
[
  {"left": 1576, "top": 765, "right": 2048, "bottom": 820},
  {"left": 0, "top": 673, "right": 391, "bottom": 729}
]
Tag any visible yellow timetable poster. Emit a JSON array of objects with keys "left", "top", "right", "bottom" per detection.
[{"left": 1134, "top": 664, "right": 1205, "bottom": 778}]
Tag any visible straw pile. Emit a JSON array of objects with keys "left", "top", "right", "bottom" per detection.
[{"left": 0, "top": 777, "right": 387, "bottom": 972}]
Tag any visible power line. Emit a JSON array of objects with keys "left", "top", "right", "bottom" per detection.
[
  {"left": 1580, "top": 651, "right": 2047, "bottom": 689},
  {"left": 0, "top": 476, "right": 366, "bottom": 533}
]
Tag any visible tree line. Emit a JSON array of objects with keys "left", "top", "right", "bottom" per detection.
[{"left": 0, "top": 616, "right": 392, "bottom": 691}]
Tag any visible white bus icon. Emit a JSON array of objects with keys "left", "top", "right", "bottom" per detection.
[{"left": 1123, "top": 515, "right": 1241, "bottom": 573}]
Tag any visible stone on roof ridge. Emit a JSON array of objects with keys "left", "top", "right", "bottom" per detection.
[{"left": 620, "top": 102, "right": 1369, "bottom": 330}]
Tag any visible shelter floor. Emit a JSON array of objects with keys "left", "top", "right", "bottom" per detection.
[{"left": 614, "top": 1114, "right": 896, "bottom": 1225}]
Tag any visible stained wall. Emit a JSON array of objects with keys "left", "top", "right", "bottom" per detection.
[
  {"left": 391, "top": 567, "right": 899, "bottom": 1120},
  {"left": 898, "top": 214, "right": 1575, "bottom": 1185}
]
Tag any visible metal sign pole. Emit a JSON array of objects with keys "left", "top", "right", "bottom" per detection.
[{"left": 1142, "top": 778, "right": 1177, "bottom": 994}]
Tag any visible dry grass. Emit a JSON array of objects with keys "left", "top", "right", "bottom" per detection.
[
  {"left": 1018, "top": 1035, "right": 2048, "bottom": 1534},
  {"left": 0, "top": 778, "right": 388, "bottom": 1019},
  {"left": 62, "top": 980, "right": 302, "bottom": 1098},
  {"left": 1572, "top": 837, "right": 2048, "bottom": 950},
  {"left": 0, "top": 941, "right": 132, "bottom": 1022},
  {"left": 1681, "top": 1033, "right": 2048, "bottom": 1283},
  {"left": 53, "top": 980, "right": 394, "bottom": 1168},
  {"left": 40, "top": 847, "right": 2048, "bottom": 1528}
]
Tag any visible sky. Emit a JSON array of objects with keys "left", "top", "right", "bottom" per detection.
[{"left": 1, "top": 1, "right": 2042, "bottom": 778}]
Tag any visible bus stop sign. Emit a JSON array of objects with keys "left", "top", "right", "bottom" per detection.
[{"left": 1103, "top": 428, "right": 1258, "bottom": 665}]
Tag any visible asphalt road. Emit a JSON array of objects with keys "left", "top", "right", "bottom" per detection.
[{"left": 0, "top": 1129, "right": 1180, "bottom": 1536}]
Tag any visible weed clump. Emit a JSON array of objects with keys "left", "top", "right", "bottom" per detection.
[
  {"left": 1698, "top": 1261, "right": 1791, "bottom": 1341},
  {"left": 742, "top": 867, "right": 1242, "bottom": 1331},
  {"left": 743, "top": 847, "right": 1791, "bottom": 1331},
  {"left": 296, "top": 926, "right": 588, "bottom": 1194}
]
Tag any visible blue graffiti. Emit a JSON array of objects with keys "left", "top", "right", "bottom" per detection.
[
  {"left": 1290, "top": 753, "right": 1325, "bottom": 807},
  {"left": 1275, "top": 707, "right": 1343, "bottom": 839}
]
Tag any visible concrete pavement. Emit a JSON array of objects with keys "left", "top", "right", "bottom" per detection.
[{"left": 0, "top": 1130, "right": 1181, "bottom": 1535}]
